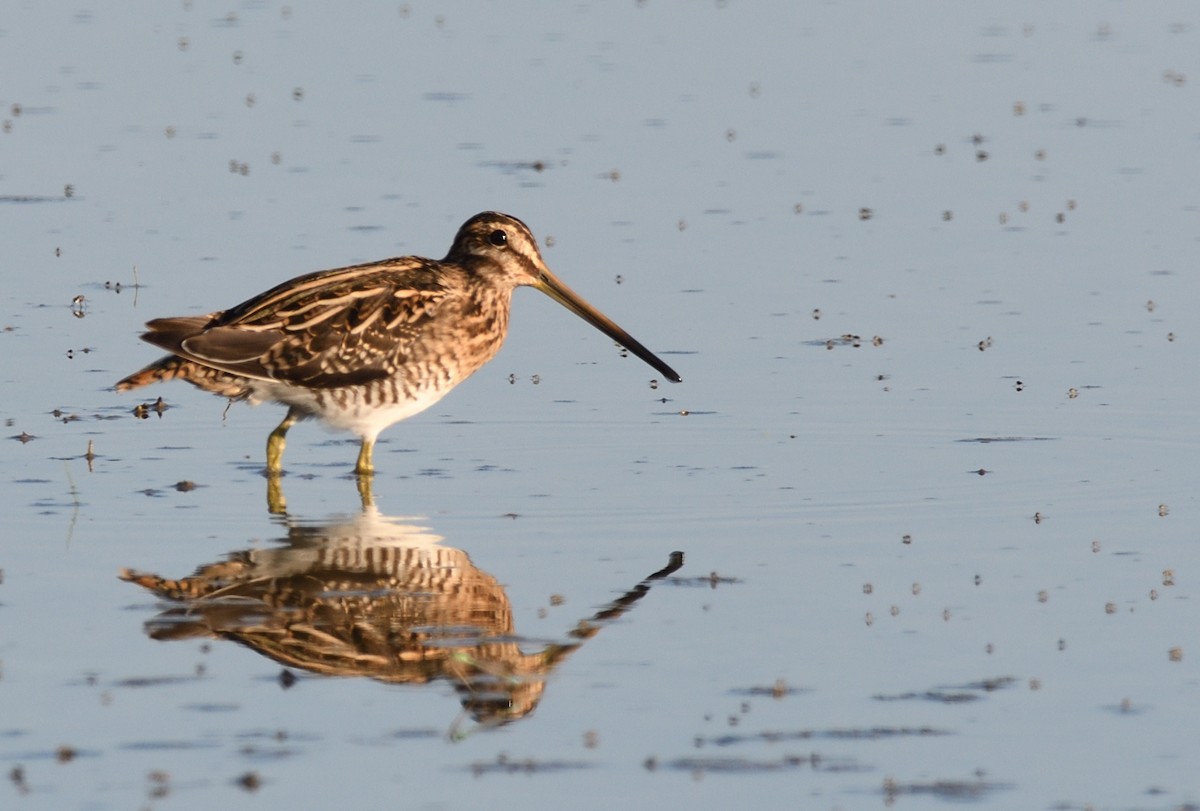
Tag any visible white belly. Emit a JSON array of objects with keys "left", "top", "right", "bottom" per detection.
[{"left": 247, "top": 380, "right": 451, "bottom": 442}]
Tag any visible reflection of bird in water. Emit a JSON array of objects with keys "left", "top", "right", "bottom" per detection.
[
  {"left": 115, "top": 212, "right": 681, "bottom": 476},
  {"left": 121, "top": 507, "right": 683, "bottom": 731}
]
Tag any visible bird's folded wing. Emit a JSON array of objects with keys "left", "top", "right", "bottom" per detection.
[{"left": 142, "top": 262, "right": 451, "bottom": 389}]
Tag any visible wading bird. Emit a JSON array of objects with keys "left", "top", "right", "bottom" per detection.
[{"left": 116, "top": 212, "right": 681, "bottom": 475}]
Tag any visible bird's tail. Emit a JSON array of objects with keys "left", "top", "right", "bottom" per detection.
[
  {"left": 115, "top": 355, "right": 188, "bottom": 391},
  {"left": 115, "top": 356, "right": 252, "bottom": 399}
]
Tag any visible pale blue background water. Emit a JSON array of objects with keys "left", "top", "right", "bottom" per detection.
[{"left": 3, "top": 2, "right": 1199, "bottom": 809}]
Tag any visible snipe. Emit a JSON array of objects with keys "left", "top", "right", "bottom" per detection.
[{"left": 116, "top": 212, "right": 681, "bottom": 475}]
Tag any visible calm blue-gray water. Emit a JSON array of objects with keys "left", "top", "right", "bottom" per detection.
[{"left": 2, "top": 3, "right": 1198, "bottom": 809}]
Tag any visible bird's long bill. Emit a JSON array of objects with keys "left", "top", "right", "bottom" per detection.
[{"left": 536, "top": 270, "right": 682, "bottom": 383}]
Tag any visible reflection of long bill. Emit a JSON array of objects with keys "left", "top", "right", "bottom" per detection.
[{"left": 535, "top": 268, "right": 682, "bottom": 383}]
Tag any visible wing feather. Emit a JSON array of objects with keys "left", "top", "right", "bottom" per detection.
[{"left": 139, "top": 258, "right": 455, "bottom": 389}]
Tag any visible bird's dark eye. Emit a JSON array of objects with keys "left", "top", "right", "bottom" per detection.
[{"left": 488, "top": 229, "right": 508, "bottom": 247}]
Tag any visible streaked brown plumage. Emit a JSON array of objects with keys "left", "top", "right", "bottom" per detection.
[{"left": 116, "top": 212, "right": 681, "bottom": 475}]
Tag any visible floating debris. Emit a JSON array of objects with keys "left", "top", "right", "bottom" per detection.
[
  {"left": 467, "top": 753, "right": 592, "bottom": 776},
  {"left": 955, "top": 436, "right": 1056, "bottom": 444},
  {"left": 8, "top": 765, "right": 28, "bottom": 795},
  {"left": 874, "top": 676, "right": 1016, "bottom": 703},
  {"left": 728, "top": 679, "right": 805, "bottom": 699},
  {"left": 132, "top": 398, "right": 168, "bottom": 419},
  {"left": 810, "top": 334, "right": 876, "bottom": 349},
  {"left": 0, "top": 195, "right": 76, "bottom": 204},
  {"left": 234, "top": 771, "right": 261, "bottom": 792},
  {"left": 663, "top": 571, "right": 740, "bottom": 589},
  {"left": 700, "top": 726, "right": 948, "bottom": 748},
  {"left": 147, "top": 770, "right": 170, "bottom": 800},
  {"left": 652, "top": 753, "right": 861, "bottom": 774},
  {"left": 478, "top": 159, "right": 547, "bottom": 174},
  {"left": 882, "top": 775, "right": 1012, "bottom": 802}
]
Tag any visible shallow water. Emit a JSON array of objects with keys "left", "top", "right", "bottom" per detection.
[{"left": 3, "top": 2, "right": 1200, "bottom": 809}]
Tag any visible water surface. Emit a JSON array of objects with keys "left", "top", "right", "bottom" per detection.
[{"left": 3, "top": 3, "right": 1199, "bottom": 809}]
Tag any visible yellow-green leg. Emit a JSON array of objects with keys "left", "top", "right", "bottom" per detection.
[
  {"left": 266, "top": 475, "right": 288, "bottom": 515},
  {"left": 355, "top": 437, "right": 375, "bottom": 476},
  {"left": 355, "top": 472, "right": 376, "bottom": 511},
  {"left": 266, "top": 407, "right": 302, "bottom": 475}
]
